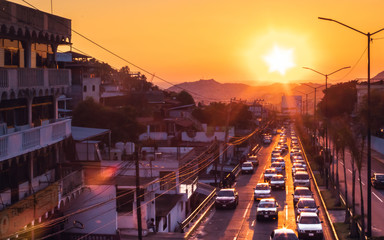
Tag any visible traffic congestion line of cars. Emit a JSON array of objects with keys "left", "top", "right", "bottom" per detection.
[{"left": 215, "top": 125, "right": 325, "bottom": 240}]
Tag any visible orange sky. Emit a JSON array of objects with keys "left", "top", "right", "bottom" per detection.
[{"left": 11, "top": 0, "right": 384, "bottom": 89}]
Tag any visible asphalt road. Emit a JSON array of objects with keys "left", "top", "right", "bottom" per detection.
[
  {"left": 191, "top": 131, "right": 334, "bottom": 240},
  {"left": 333, "top": 148, "right": 384, "bottom": 236}
]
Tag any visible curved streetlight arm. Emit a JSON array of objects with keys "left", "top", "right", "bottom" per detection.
[
  {"left": 318, "top": 17, "right": 366, "bottom": 35},
  {"left": 303, "top": 67, "right": 325, "bottom": 76},
  {"left": 328, "top": 66, "right": 351, "bottom": 76},
  {"left": 301, "top": 83, "right": 326, "bottom": 90}
]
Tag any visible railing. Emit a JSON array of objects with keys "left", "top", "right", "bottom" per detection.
[
  {"left": 0, "top": 119, "right": 71, "bottom": 162},
  {"left": 0, "top": 68, "right": 71, "bottom": 90},
  {"left": 298, "top": 136, "right": 339, "bottom": 240},
  {"left": 181, "top": 183, "right": 217, "bottom": 238},
  {"left": 61, "top": 170, "right": 83, "bottom": 196}
]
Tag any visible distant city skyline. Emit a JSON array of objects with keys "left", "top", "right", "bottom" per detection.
[{"left": 11, "top": 0, "right": 384, "bottom": 88}]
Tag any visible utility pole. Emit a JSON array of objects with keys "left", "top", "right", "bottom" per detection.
[
  {"left": 220, "top": 98, "right": 232, "bottom": 187},
  {"left": 135, "top": 151, "right": 143, "bottom": 240}
]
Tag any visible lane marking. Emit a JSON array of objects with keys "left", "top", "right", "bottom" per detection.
[
  {"left": 339, "top": 161, "right": 344, "bottom": 166},
  {"left": 348, "top": 169, "right": 352, "bottom": 174},
  {"left": 251, "top": 220, "right": 255, "bottom": 227},
  {"left": 373, "top": 192, "right": 383, "bottom": 203},
  {"left": 243, "top": 201, "right": 251, "bottom": 218}
]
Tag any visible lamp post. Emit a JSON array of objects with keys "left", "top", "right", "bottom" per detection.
[
  {"left": 301, "top": 83, "right": 326, "bottom": 154},
  {"left": 296, "top": 90, "right": 314, "bottom": 116},
  {"left": 303, "top": 66, "right": 350, "bottom": 189},
  {"left": 318, "top": 17, "right": 384, "bottom": 238}
]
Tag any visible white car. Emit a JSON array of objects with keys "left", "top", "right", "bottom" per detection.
[
  {"left": 297, "top": 212, "right": 323, "bottom": 239},
  {"left": 264, "top": 168, "right": 277, "bottom": 182},
  {"left": 293, "top": 187, "right": 313, "bottom": 204},
  {"left": 270, "top": 174, "right": 285, "bottom": 190},
  {"left": 241, "top": 161, "right": 254, "bottom": 174},
  {"left": 296, "top": 198, "right": 319, "bottom": 215},
  {"left": 254, "top": 182, "right": 271, "bottom": 200},
  {"left": 256, "top": 198, "right": 279, "bottom": 221}
]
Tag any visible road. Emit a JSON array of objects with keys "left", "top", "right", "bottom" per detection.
[
  {"left": 191, "top": 131, "right": 334, "bottom": 240},
  {"left": 332, "top": 148, "right": 384, "bottom": 236}
]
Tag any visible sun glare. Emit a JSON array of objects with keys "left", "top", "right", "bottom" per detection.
[{"left": 263, "top": 45, "right": 295, "bottom": 75}]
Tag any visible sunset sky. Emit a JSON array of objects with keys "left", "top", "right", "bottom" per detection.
[{"left": 11, "top": 0, "right": 384, "bottom": 89}]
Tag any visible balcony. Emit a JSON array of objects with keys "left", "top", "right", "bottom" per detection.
[
  {"left": 0, "top": 118, "right": 71, "bottom": 162},
  {"left": 0, "top": 68, "right": 71, "bottom": 95}
]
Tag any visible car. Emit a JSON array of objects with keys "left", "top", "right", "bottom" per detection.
[
  {"left": 256, "top": 198, "right": 279, "bottom": 221},
  {"left": 293, "top": 187, "right": 313, "bottom": 204},
  {"left": 294, "top": 171, "right": 311, "bottom": 189},
  {"left": 247, "top": 155, "right": 259, "bottom": 166},
  {"left": 296, "top": 198, "right": 319, "bottom": 215},
  {"left": 271, "top": 155, "right": 284, "bottom": 163},
  {"left": 264, "top": 168, "right": 277, "bottom": 182},
  {"left": 254, "top": 182, "right": 272, "bottom": 200},
  {"left": 270, "top": 228, "right": 299, "bottom": 240},
  {"left": 270, "top": 174, "right": 286, "bottom": 190},
  {"left": 293, "top": 168, "right": 306, "bottom": 178},
  {"left": 271, "top": 162, "right": 284, "bottom": 174},
  {"left": 293, "top": 159, "right": 307, "bottom": 170},
  {"left": 296, "top": 212, "right": 323, "bottom": 239},
  {"left": 292, "top": 163, "right": 305, "bottom": 175},
  {"left": 241, "top": 161, "right": 254, "bottom": 174},
  {"left": 371, "top": 173, "right": 384, "bottom": 189},
  {"left": 215, "top": 188, "right": 239, "bottom": 209}
]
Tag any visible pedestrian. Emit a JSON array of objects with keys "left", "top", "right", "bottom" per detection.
[{"left": 147, "top": 218, "right": 156, "bottom": 233}]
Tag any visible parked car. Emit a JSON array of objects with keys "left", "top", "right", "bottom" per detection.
[
  {"left": 270, "top": 228, "right": 299, "bottom": 240},
  {"left": 293, "top": 187, "right": 313, "bottom": 204},
  {"left": 254, "top": 182, "right": 272, "bottom": 200},
  {"left": 215, "top": 188, "right": 239, "bottom": 209},
  {"left": 294, "top": 171, "right": 311, "bottom": 189},
  {"left": 264, "top": 168, "right": 277, "bottom": 182},
  {"left": 371, "top": 173, "right": 384, "bottom": 189},
  {"left": 256, "top": 198, "right": 279, "bottom": 221},
  {"left": 296, "top": 212, "right": 323, "bottom": 239},
  {"left": 270, "top": 174, "right": 286, "bottom": 190},
  {"left": 241, "top": 161, "right": 254, "bottom": 174},
  {"left": 296, "top": 198, "right": 319, "bottom": 215}
]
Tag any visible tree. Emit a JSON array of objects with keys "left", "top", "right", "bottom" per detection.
[
  {"left": 176, "top": 91, "right": 195, "bottom": 106},
  {"left": 72, "top": 98, "right": 145, "bottom": 143}
]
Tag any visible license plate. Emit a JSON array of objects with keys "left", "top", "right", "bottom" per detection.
[
  {"left": 264, "top": 215, "right": 269, "bottom": 218},
  {"left": 309, "top": 233, "right": 314, "bottom": 236}
]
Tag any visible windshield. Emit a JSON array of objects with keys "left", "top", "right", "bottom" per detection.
[
  {"left": 259, "top": 202, "right": 276, "bottom": 208},
  {"left": 295, "top": 189, "right": 312, "bottom": 195},
  {"left": 217, "top": 190, "right": 235, "bottom": 197},
  {"left": 256, "top": 184, "right": 270, "bottom": 190},
  {"left": 266, "top": 169, "right": 276, "bottom": 174},
  {"left": 298, "top": 200, "right": 316, "bottom": 208},
  {"left": 295, "top": 174, "right": 309, "bottom": 180},
  {"left": 274, "top": 233, "right": 298, "bottom": 240},
  {"left": 243, "top": 163, "right": 252, "bottom": 167},
  {"left": 300, "top": 216, "right": 320, "bottom": 224},
  {"left": 272, "top": 175, "right": 284, "bottom": 181},
  {"left": 376, "top": 175, "right": 384, "bottom": 180}
]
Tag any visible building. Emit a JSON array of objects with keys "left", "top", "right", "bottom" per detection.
[
  {"left": 0, "top": 1, "right": 80, "bottom": 239},
  {"left": 281, "top": 95, "right": 302, "bottom": 115}
]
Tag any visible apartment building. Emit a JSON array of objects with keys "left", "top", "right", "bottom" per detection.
[{"left": 0, "top": 1, "right": 79, "bottom": 239}]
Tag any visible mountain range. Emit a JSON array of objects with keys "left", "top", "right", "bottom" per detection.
[{"left": 167, "top": 79, "right": 324, "bottom": 105}]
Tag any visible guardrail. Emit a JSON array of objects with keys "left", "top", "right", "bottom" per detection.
[
  {"left": 181, "top": 184, "right": 217, "bottom": 238},
  {"left": 298, "top": 137, "right": 339, "bottom": 240}
]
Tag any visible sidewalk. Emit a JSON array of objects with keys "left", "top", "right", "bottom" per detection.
[{"left": 371, "top": 149, "right": 384, "bottom": 166}]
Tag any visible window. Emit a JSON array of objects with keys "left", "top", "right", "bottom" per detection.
[
  {"left": 4, "top": 49, "right": 19, "bottom": 66},
  {"left": 92, "top": 85, "right": 95, "bottom": 91},
  {"left": 83, "top": 86, "right": 87, "bottom": 92},
  {"left": 116, "top": 189, "right": 134, "bottom": 212}
]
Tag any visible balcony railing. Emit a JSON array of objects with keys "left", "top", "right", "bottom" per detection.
[
  {"left": 0, "top": 68, "right": 71, "bottom": 91},
  {"left": 0, "top": 119, "right": 71, "bottom": 162}
]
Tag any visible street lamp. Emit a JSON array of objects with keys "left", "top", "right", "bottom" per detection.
[
  {"left": 303, "top": 66, "right": 350, "bottom": 189},
  {"left": 301, "top": 83, "right": 326, "bottom": 153},
  {"left": 319, "top": 17, "right": 384, "bottom": 238}
]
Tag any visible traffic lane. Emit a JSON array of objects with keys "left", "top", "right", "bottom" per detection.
[
  {"left": 192, "top": 142, "right": 276, "bottom": 240},
  {"left": 336, "top": 158, "right": 384, "bottom": 236}
]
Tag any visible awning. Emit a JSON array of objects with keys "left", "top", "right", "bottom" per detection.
[{"left": 71, "top": 126, "right": 110, "bottom": 141}]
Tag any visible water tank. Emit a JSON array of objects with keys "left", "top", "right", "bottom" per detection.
[{"left": 125, "top": 142, "right": 135, "bottom": 155}]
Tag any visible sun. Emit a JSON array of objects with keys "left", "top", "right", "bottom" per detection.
[{"left": 263, "top": 45, "right": 295, "bottom": 75}]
